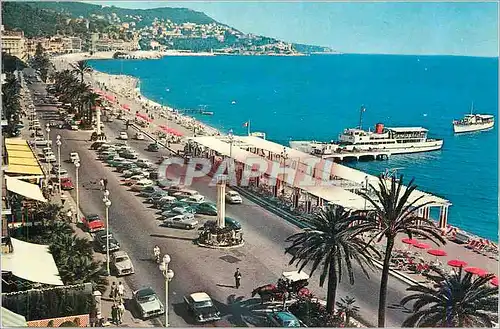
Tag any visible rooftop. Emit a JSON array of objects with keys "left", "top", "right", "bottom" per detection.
[{"left": 190, "top": 292, "right": 211, "bottom": 302}]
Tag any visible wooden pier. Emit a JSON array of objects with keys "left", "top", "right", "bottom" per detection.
[{"left": 321, "top": 150, "right": 391, "bottom": 162}]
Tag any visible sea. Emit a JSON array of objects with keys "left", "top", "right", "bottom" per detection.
[{"left": 88, "top": 54, "right": 499, "bottom": 241}]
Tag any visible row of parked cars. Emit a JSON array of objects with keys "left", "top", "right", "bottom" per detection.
[{"left": 89, "top": 140, "right": 225, "bottom": 322}]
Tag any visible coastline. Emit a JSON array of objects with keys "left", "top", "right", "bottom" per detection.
[{"left": 51, "top": 54, "right": 497, "bottom": 244}]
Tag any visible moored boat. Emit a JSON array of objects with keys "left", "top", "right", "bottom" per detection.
[{"left": 453, "top": 105, "right": 494, "bottom": 134}]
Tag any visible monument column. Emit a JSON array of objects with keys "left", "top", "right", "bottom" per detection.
[{"left": 216, "top": 175, "right": 226, "bottom": 228}]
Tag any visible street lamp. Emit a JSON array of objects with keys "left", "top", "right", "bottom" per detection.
[
  {"left": 281, "top": 147, "right": 288, "bottom": 195},
  {"left": 74, "top": 160, "right": 80, "bottom": 223},
  {"left": 56, "top": 135, "right": 62, "bottom": 193},
  {"left": 159, "top": 254, "right": 174, "bottom": 327},
  {"left": 45, "top": 124, "right": 52, "bottom": 178},
  {"left": 103, "top": 190, "right": 111, "bottom": 276},
  {"left": 364, "top": 176, "right": 369, "bottom": 211}
]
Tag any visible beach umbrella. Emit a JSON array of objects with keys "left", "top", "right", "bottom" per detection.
[
  {"left": 427, "top": 249, "right": 447, "bottom": 257},
  {"left": 491, "top": 276, "right": 498, "bottom": 286},
  {"left": 402, "top": 238, "right": 418, "bottom": 245},
  {"left": 121, "top": 104, "right": 130, "bottom": 111},
  {"left": 447, "top": 259, "right": 467, "bottom": 268},
  {"left": 413, "top": 242, "right": 431, "bottom": 249},
  {"left": 464, "top": 267, "right": 487, "bottom": 276}
]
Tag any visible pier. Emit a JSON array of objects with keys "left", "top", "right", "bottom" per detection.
[{"left": 321, "top": 150, "right": 391, "bottom": 162}]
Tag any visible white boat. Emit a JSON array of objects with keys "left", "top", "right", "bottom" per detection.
[
  {"left": 290, "top": 124, "right": 443, "bottom": 156},
  {"left": 453, "top": 105, "right": 494, "bottom": 133}
]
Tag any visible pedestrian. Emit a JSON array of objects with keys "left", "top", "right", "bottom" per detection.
[
  {"left": 117, "top": 281, "right": 125, "bottom": 300},
  {"left": 111, "top": 303, "right": 118, "bottom": 325},
  {"left": 66, "top": 209, "right": 73, "bottom": 223},
  {"left": 234, "top": 268, "right": 242, "bottom": 289},
  {"left": 99, "top": 178, "right": 104, "bottom": 191},
  {"left": 110, "top": 282, "right": 117, "bottom": 300},
  {"left": 117, "top": 301, "right": 125, "bottom": 324},
  {"left": 103, "top": 178, "right": 108, "bottom": 190}
]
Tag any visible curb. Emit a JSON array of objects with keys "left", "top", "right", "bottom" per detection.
[{"left": 196, "top": 240, "right": 245, "bottom": 249}]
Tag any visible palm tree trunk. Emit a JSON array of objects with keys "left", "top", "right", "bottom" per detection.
[
  {"left": 326, "top": 257, "right": 338, "bottom": 314},
  {"left": 378, "top": 237, "right": 394, "bottom": 327}
]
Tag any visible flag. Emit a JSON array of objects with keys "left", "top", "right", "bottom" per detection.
[{"left": 243, "top": 122, "right": 249, "bottom": 127}]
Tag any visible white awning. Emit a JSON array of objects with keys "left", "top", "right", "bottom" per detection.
[
  {"left": 1, "top": 307, "right": 27, "bottom": 327},
  {"left": 2, "top": 237, "right": 63, "bottom": 286},
  {"left": 5, "top": 176, "right": 47, "bottom": 202}
]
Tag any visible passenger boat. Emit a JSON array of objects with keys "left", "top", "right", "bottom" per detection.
[{"left": 453, "top": 104, "right": 494, "bottom": 133}]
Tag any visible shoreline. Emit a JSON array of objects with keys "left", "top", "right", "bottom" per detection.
[{"left": 51, "top": 54, "right": 497, "bottom": 244}]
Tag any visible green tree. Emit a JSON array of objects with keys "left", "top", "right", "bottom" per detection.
[
  {"left": 401, "top": 268, "right": 498, "bottom": 327},
  {"left": 72, "top": 60, "right": 92, "bottom": 85},
  {"left": 285, "top": 205, "right": 378, "bottom": 313},
  {"left": 336, "top": 296, "right": 360, "bottom": 326},
  {"left": 31, "top": 43, "right": 51, "bottom": 82},
  {"left": 359, "top": 175, "right": 446, "bottom": 327}
]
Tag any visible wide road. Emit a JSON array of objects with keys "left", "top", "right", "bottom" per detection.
[{"left": 31, "top": 84, "right": 411, "bottom": 327}]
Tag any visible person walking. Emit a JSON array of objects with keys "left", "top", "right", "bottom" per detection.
[
  {"left": 111, "top": 303, "right": 118, "bottom": 325},
  {"left": 99, "top": 179, "right": 104, "bottom": 191},
  {"left": 117, "top": 301, "right": 125, "bottom": 324},
  {"left": 234, "top": 268, "right": 242, "bottom": 289},
  {"left": 117, "top": 281, "right": 125, "bottom": 301},
  {"left": 103, "top": 178, "right": 108, "bottom": 191},
  {"left": 110, "top": 282, "right": 117, "bottom": 300}
]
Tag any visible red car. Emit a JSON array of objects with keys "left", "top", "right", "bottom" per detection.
[
  {"left": 60, "top": 177, "right": 74, "bottom": 190},
  {"left": 82, "top": 214, "right": 105, "bottom": 233}
]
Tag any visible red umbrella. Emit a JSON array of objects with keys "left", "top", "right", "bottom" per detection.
[
  {"left": 447, "top": 259, "right": 467, "bottom": 268},
  {"left": 402, "top": 238, "right": 418, "bottom": 245},
  {"left": 464, "top": 267, "right": 488, "bottom": 276},
  {"left": 121, "top": 104, "right": 130, "bottom": 111},
  {"left": 491, "top": 276, "right": 498, "bottom": 286},
  {"left": 414, "top": 242, "right": 431, "bottom": 249},
  {"left": 427, "top": 249, "right": 447, "bottom": 257}
]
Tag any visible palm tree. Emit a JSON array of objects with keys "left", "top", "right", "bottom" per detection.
[
  {"left": 72, "top": 60, "right": 92, "bottom": 85},
  {"left": 285, "top": 205, "right": 379, "bottom": 313},
  {"left": 358, "top": 175, "right": 446, "bottom": 327},
  {"left": 401, "top": 268, "right": 498, "bottom": 327},
  {"left": 80, "top": 90, "right": 101, "bottom": 126},
  {"left": 336, "top": 296, "right": 360, "bottom": 325}
]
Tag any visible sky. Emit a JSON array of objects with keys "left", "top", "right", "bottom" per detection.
[{"left": 85, "top": 1, "right": 499, "bottom": 57}]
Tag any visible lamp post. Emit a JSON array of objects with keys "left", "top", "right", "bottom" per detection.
[
  {"left": 364, "top": 176, "right": 369, "bottom": 211},
  {"left": 103, "top": 189, "right": 111, "bottom": 275},
  {"left": 75, "top": 160, "right": 80, "bottom": 223},
  {"left": 56, "top": 135, "right": 62, "bottom": 193},
  {"left": 281, "top": 147, "right": 288, "bottom": 196},
  {"left": 228, "top": 129, "right": 234, "bottom": 178},
  {"left": 45, "top": 124, "right": 52, "bottom": 177},
  {"left": 159, "top": 254, "right": 174, "bottom": 327}
]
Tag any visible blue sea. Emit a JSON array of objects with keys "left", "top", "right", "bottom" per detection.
[{"left": 88, "top": 54, "right": 499, "bottom": 241}]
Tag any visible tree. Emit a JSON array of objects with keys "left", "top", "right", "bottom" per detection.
[
  {"left": 336, "top": 296, "right": 360, "bottom": 325},
  {"left": 31, "top": 43, "right": 51, "bottom": 82},
  {"left": 358, "top": 175, "right": 446, "bottom": 327},
  {"left": 72, "top": 60, "right": 92, "bottom": 85},
  {"left": 401, "top": 268, "right": 498, "bottom": 327},
  {"left": 285, "top": 205, "right": 379, "bottom": 313}
]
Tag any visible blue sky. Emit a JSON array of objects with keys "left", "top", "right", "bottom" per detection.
[{"left": 86, "top": 1, "right": 499, "bottom": 57}]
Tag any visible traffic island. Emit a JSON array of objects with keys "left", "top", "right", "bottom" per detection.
[{"left": 196, "top": 226, "right": 244, "bottom": 249}]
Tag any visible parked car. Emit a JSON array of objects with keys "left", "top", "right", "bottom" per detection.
[
  {"left": 161, "top": 214, "right": 198, "bottom": 230},
  {"left": 135, "top": 132, "right": 145, "bottom": 140},
  {"left": 146, "top": 191, "right": 170, "bottom": 204},
  {"left": 156, "top": 178, "right": 175, "bottom": 189},
  {"left": 114, "top": 160, "right": 135, "bottom": 171},
  {"left": 225, "top": 191, "right": 243, "bottom": 204},
  {"left": 119, "top": 131, "right": 129, "bottom": 140},
  {"left": 138, "top": 185, "right": 164, "bottom": 198},
  {"left": 51, "top": 167, "right": 68, "bottom": 176},
  {"left": 160, "top": 200, "right": 191, "bottom": 211},
  {"left": 130, "top": 179, "right": 155, "bottom": 192},
  {"left": 135, "top": 158, "right": 153, "bottom": 168},
  {"left": 123, "top": 174, "right": 149, "bottom": 186},
  {"left": 184, "top": 292, "right": 221, "bottom": 323},
  {"left": 108, "top": 157, "right": 128, "bottom": 167},
  {"left": 123, "top": 168, "right": 150, "bottom": 178},
  {"left": 179, "top": 196, "right": 205, "bottom": 205},
  {"left": 69, "top": 152, "right": 80, "bottom": 163},
  {"left": 153, "top": 195, "right": 177, "bottom": 209},
  {"left": 82, "top": 214, "right": 105, "bottom": 233},
  {"left": 111, "top": 250, "right": 134, "bottom": 276},
  {"left": 44, "top": 152, "right": 57, "bottom": 163},
  {"left": 60, "top": 177, "right": 74, "bottom": 190},
  {"left": 34, "top": 138, "right": 52, "bottom": 147},
  {"left": 172, "top": 189, "right": 205, "bottom": 202},
  {"left": 91, "top": 141, "right": 108, "bottom": 150},
  {"left": 116, "top": 162, "right": 138, "bottom": 173},
  {"left": 132, "top": 287, "right": 165, "bottom": 319},
  {"left": 147, "top": 143, "right": 160, "bottom": 152},
  {"left": 119, "top": 150, "right": 138, "bottom": 160},
  {"left": 193, "top": 202, "right": 218, "bottom": 216},
  {"left": 267, "top": 311, "right": 301, "bottom": 327},
  {"left": 94, "top": 231, "right": 120, "bottom": 253},
  {"left": 204, "top": 217, "right": 241, "bottom": 231}
]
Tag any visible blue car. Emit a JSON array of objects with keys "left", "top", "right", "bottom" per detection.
[{"left": 267, "top": 311, "right": 302, "bottom": 327}]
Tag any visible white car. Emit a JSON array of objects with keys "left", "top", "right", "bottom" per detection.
[
  {"left": 69, "top": 152, "right": 80, "bottom": 163},
  {"left": 70, "top": 124, "right": 79, "bottom": 130},
  {"left": 135, "top": 132, "right": 145, "bottom": 140},
  {"left": 42, "top": 147, "right": 52, "bottom": 154},
  {"left": 111, "top": 250, "right": 135, "bottom": 276},
  {"left": 119, "top": 132, "right": 129, "bottom": 140},
  {"left": 34, "top": 138, "right": 52, "bottom": 147},
  {"left": 130, "top": 179, "right": 155, "bottom": 192},
  {"left": 136, "top": 159, "right": 153, "bottom": 168},
  {"left": 44, "top": 152, "right": 57, "bottom": 163},
  {"left": 225, "top": 191, "right": 243, "bottom": 204}
]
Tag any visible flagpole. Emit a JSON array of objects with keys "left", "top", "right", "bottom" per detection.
[{"left": 247, "top": 120, "right": 251, "bottom": 136}]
